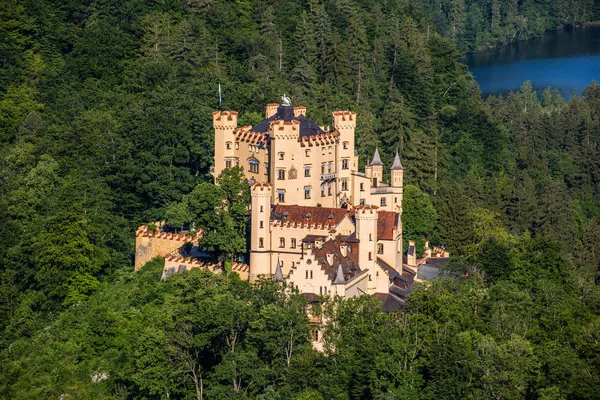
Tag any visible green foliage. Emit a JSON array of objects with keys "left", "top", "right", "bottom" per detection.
[
  {"left": 1, "top": 0, "right": 599, "bottom": 399},
  {"left": 166, "top": 167, "right": 250, "bottom": 260},
  {"left": 402, "top": 185, "right": 437, "bottom": 255}
]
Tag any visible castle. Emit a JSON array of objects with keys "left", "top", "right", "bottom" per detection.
[
  {"left": 135, "top": 100, "right": 449, "bottom": 312},
  {"left": 214, "top": 100, "right": 413, "bottom": 310}
]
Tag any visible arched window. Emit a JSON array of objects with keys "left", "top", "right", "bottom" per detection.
[
  {"left": 226, "top": 142, "right": 232, "bottom": 150},
  {"left": 380, "top": 197, "right": 387, "bottom": 207}
]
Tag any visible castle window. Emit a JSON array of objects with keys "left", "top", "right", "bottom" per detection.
[
  {"left": 321, "top": 147, "right": 325, "bottom": 155},
  {"left": 265, "top": 163, "right": 269, "bottom": 175},
  {"left": 328, "top": 163, "right": 332, "bottom": 173},
  {"left": 341, "top": 180, "right": 348, "bottom": 191},
  {"left": 328, "top": 183, "right": 332, "bottom": 196},
  {"left": 278, "top": 152, "right": 284, "bottom": 160},
  {"left": 343, "top": 141, "right": 349, "bottom": 150},
  {"left": 235, "top": 159, "right": 239, "bottom": 166},
  {"left": 306, "top": 270, "right": 309, "bottom": 279},
  {"left": 304, "top": 186, "right": 311, "bottom": 199},
  {"left": 278, "top": 169, "right": 285, "bottom": 180},
  {"left": 394, "top": 197, "right": 398, "bottom": 203},
  {"left": 360, "top": 183, "right": 364, "bottom": 191},
  {"left": 305, "top": 149, "right": 310, "bottom": 157},
  {"left": 291, "top": 238, "right": 296, "bottom": 248},
  {"left": 260, "top": 206, "right": 264, "bottom": 212},
  {"left": 279, "top": 238, "right": 285, "bottom": 248},
  {"left": 226, "top": 160, "right": 232, "bottom": 168},
  {"left": 319, "top": 286, "right": 323, "bottom": 295},
  {"left": 259, "top": 238, "right": 264, "bottom": 248},
  {"left": 226, "top": 142, "right": 232, "bottom": 149},
  {"left": 321, "top": 185, "right": 325, "bottom": 197},
  {"left": 304, "top": 166, "right": 311, "bottom": 177},
  {"left": 369, "top": 233, "right": 373, "bottom": 241},
  {"left": 249, "top": 145, "right": 252, "bottom": 151},
  {"left": 313, "top": 328, "right": 319, "bottom": 342},
  {"left": 235, "top": 142, "right": 239, "bottom": 150},
  {"left": 278, "top": 190, "right": 285, "bottom": 203},
  {"left": 360, "top": 199, "right": 365, "bottom": 206},
  {"left": 378, "top": 243, "right": 384, "bottom": 254},
  {"left": 342, "top": 159, "right": 349, "bottom": 170},
  {"left": 328, "top": 146, "right": 332, "bottom": 154},
  {"left": 249, "top": 159, "right": 259, "bottom": 173},
  {"left": 321, "top": 164, "right": 325, "bottom": 174},
  {"left": 259, "top": 221, "right": 264, "bottom": 228},
  {"left": 380, "top": 197, "right": 387, "bottom": 207},
  {"left": 368, "top": 252, "right": 373, "bottom": 260},
  {"left": 310, "top": 270, "right": 313, "bottom": 279}
]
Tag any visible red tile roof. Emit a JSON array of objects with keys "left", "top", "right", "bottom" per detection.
[
  {"left": 310, "top": 236, "right": 360, "bottom": 281},
  {"left": 271, "top": 205, "right": 398, "bottom": 240},
  {"left": 377, "top": 212, "right": 398, "bottom": 240}
]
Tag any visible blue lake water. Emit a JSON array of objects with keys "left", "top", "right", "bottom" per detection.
[{"left": 462, "top": 25, "right": 600, "bottom": 99}]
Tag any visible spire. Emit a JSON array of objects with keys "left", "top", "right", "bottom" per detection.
[
  {"left": 333, "top": 264, "right": 346, "bottom": 285},
  {"left": 274, "top": 260, "right": 284, "bottom": 282},
  {"left": 371, "top": 147, "right": 383, "bottom": 166},
  {"left": 391, "top": 149, "right": 404, "bottom": 170}
]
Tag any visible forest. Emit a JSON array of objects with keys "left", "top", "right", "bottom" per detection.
[{"left": 1, "top": 0, "right": 600, "bottom": 398}]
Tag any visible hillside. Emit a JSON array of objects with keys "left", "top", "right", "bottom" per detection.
[{"left": 1, "top": 0, "right": 599, "bottom": 398}]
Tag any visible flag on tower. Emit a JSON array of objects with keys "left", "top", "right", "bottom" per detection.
[{"left": 218, "top": 83, "right": 222, "bottom": 106}]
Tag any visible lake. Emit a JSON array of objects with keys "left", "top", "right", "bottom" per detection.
[{"left": 462, "top": 25, "right": 600, "bottom": 99}]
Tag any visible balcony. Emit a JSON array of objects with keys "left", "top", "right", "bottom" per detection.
[{"left": 320, "top": 172, "right": 337, "bottom": 181}]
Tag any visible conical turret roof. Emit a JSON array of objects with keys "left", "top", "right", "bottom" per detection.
[
  {"left": 371, "top": 147, "right": 383, "bottom": 166},
  {"left": 274, "top": 260, "right": 284, "bottom": 282},
  {"left": 333, "top": 264, "right": 346, "bottom": 285},
  {"left": 391, "top": 149, "right": 404, "bottom": 170}
]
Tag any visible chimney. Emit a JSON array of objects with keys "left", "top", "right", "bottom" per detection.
[{"left": 407, "top": 240, "right": 417, "bottom": 267}]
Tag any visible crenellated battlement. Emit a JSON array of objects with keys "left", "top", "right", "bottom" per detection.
[
  {"left": 294, "top": 106, "right": 307, "bottom": 117},
  {"left": 265, "top": 103, "right": 279, "bottom": 118},
  {"left": 355, "top": 205, "right": 380, "bottom": 220},
  {"left": 213, "top": 110, "right": 238, "bottom": 128},
  {"left": 134, "top": 222, "right": 200, "bottom": 270},
  {"left": 234, "top": 127, "right": 266, "bottom": 144},
  {"left": 251, "top": 182, "right": 272, "bottom": 191},
  {"left": 300, "top": 130, "right": 339, "bottom": 146},
  {"left": 332, "top": 110, "right": 357, "bottom": 129}
]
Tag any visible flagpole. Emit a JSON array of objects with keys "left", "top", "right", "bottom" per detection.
[{"left": 218, "top": 83, "right": 222, "bottom": 108}]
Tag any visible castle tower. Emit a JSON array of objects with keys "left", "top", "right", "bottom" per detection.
[
  {"left": 370, "top": 148, "right": 384, "bottom": 187},
  {"left": 332, "top": 111, "right": 357, "bottom": 206},
  {"left": 269, "top": 104, "right": 301, "bottom": 205},
  {"left": 355, "top": 206, "right": 379, "bottom": 292},
  {"left": 250, "top": 182, "right": 272, "bottom": 280},
  {"left": 213, "top": 110, "right": 238, "bottom": 181},
  {"left": 265, "top": 103, "right": 279, "bottom": 118},
  {"left": 390, "top": 150, "right": 404, "bottom": 272},
  {"left": 390, "top": 150, "right": 404, "bottom": 188}
]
